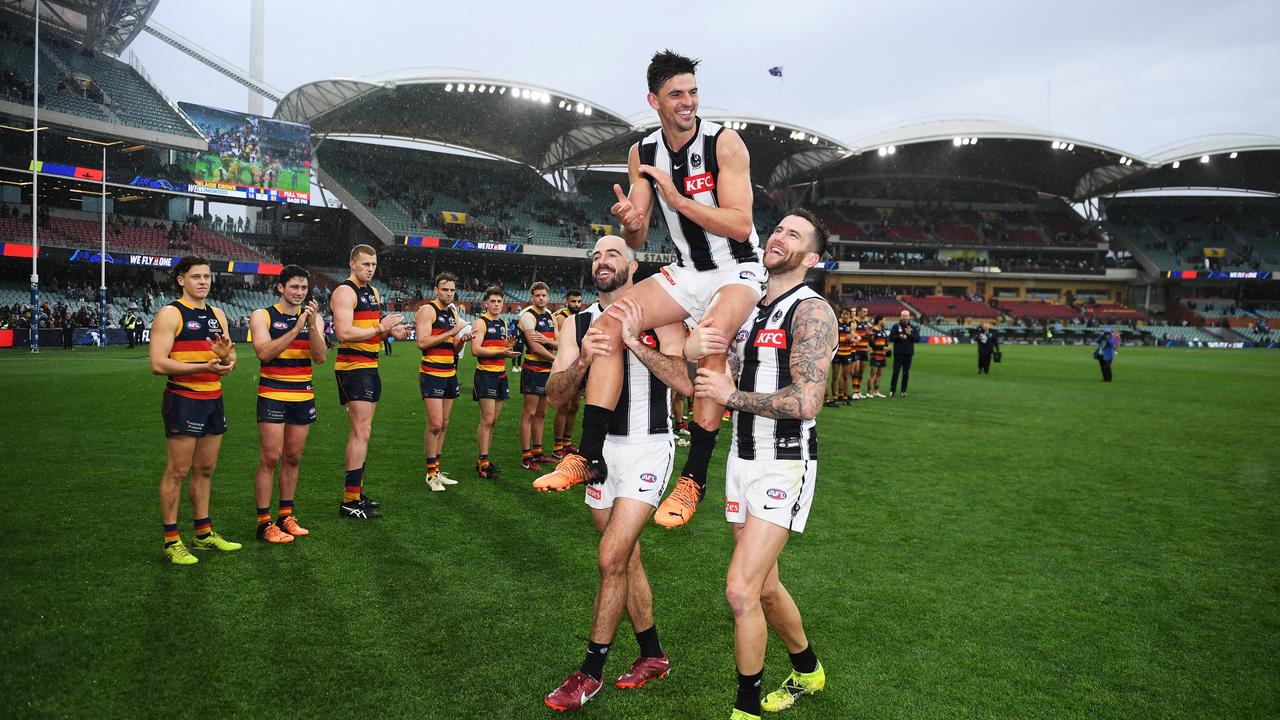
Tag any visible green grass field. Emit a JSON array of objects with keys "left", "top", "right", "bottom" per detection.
[{"left": 1, "top": 344, "right": 1276, "bottom": 719}]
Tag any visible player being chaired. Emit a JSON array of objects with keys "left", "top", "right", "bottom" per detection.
[
  {"left": 537, "top": 49, "right": 766, "bottom": 529},
  {"left": 249, "top": 265, "right": 327, "bottom": 542}
]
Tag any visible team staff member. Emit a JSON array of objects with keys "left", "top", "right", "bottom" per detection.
[
  {"left": 471, "top": 286, "right": 521, "bottom": 478},
  {"left": 249, "top": 265, "right": 327, "bottom": 543},
  {"left": 867, "top": 317, "right": 888, "bottom": 396},
  {"left": 331, "top": 244, "right": 409, "bottom": 520},
  {"left": 149, "top": 255, "right": 240, "bottom": 565},
  {"left": 541, "top": 236, "right": 691, "bottom": 711},
  {"left": 518, "top": 282, "right": 557, "bottom": 470},
  {"left": 690, "top": 210, "right": 834, "bottom": 719},
  {"left": 551, "top": 290, "right": 582, "bottom": 459},
  {"left": 828, "top": 307, "right": 854, "bottom": 406},
  {"left": 976, "top": 322, "right": 999, "bottom": 375},
  {"left": 888, "top": 309, "right": 920, "bottom": 398},
  {"left": 1094, "top": 328, "right": 1116, "bottom": 381},
  {"left": 415, "top": 273, "right": 470, "bottom": 492}
]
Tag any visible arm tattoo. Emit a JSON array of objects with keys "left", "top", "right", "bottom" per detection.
[
  {"left": 546, "top": 361, "right": 587, "bottom": 408},
  {"left": 725, "top": 299, "right": 836, "bottom": 421},
  {"left": 727, "top": 351, "right": 742, "bottom": 380}
]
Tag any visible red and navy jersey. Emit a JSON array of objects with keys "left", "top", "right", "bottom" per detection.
[
  {"left": 258, "top": 304, "right": 314, "bottom": 402},
  {"left": 853, "top": 319, "right": 871, "bottom": 351},
  {"left": 836, "top": 322, "right": 854, "bottom": 357},
  {"left": 475, "top": 313, "right": 509, "bottom": 375},
  {"left": 870, "top": 330, "right": 889, "bottom": 361},
  {"left": 520, "top": 305, "right": 556, "bottom": 373},
  {"left": 333, "top": 278, "right": 381, "bottom": 371},
  {"left": 420, "top": 299, "right": 461, "bottom": 378},
  {"left": 165, "top": 300, "right": 225, "bottom": 400}
]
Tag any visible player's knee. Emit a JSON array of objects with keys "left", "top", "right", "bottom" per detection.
[
  {"left": 428, "top": 420, "right": 445, "bottom": 435},
  {"left": 191, "top": 461, "right": 217, "bottom": 479},
  {"left": 259, "top": 448, "right": 282, "bottom": 467},
  {"left": 725, "top": 577, "right": 760, "bottom": 618},
  {"left": 281, "top": 450, "right": 303, "bottom": 467},
  {"left": 598, "top": 546, "right": 630, "bottom": 579},
  {"left": 759, "top": 579, "right": 781, "bottom": 609},
  {"left": 162, "top": 463, "right": 189, "bottom": 484}
]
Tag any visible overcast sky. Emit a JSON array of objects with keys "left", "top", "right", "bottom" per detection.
[{"left": 128, "top": 0, "right": 1279, "bottom": 156}]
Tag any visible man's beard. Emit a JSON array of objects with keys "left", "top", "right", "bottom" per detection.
[{"left": 594, "top": 267, "right": 629, "bottom": 293}]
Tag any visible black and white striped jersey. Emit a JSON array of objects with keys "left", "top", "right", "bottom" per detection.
[
  {"left": 575, "top": 303, "right": 673, "bottom": 443},
  {"left": 730, "top": 285, "right": 828, "bottom": 461},
  {"left": 637, "top": 118, "right": 761, "bottom": 272}
]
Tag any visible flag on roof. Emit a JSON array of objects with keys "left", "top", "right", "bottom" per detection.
[{"left": 768, "top": 66, "right": 783, "bottom": 78}]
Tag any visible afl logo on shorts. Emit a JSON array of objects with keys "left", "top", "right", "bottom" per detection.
[
  {"left": 739, "top": 269, "right": 758, "bottom": 281},
  {"left": 754, "top": 330, "right": 787, "bottom": 348},
  {"left": 766, "top": 488, "right": 788, "bottom": 501},
  {"left": 640, "top": 473, "right": 657, "bottom": 484},
  {"left": 272, "top": 321, "right": 289, "bottom": 330},
  {"left": 185, "top": 320, "right": 202, "bottom": 331}
]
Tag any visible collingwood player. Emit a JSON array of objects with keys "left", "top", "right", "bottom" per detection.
[
  {"left": 538, "top": 50, "right": 766, "bottom": 531},
  {"left": 691, "top": 210, "right": 834, "bottom": 719},
  {"left": 538, "top": 235, "right": 692, "bottom": 711}
]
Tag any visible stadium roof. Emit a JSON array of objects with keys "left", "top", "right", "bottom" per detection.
[
  {"left": 276, "top": 72, "right": 849, "bottom": 183},
  {"left": 275, "top": 70, "right": 637, "bottom": 172},
  {"left": 1089, "top": 134, "right": 1280, "bottom": 196},
  {"left": 0, "top": 0, "right": 159, "bottom": 55},
  {"left": 789, "top": 117, "right": 1149, "bottom": 201}
]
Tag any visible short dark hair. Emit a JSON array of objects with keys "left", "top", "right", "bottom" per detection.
[
  {"left": 172, "top": 255, "right": 210, "bottom": 286},
  {"left": 484, "top": 285, "right": 504, "bottom": 300},
  {"left": 435, "top": 272, "right": 458, "bottom": 288},
  {"left": 276, "top": 264, "right": 309, "bottom": 288},
  {"left": 565, "top": 290, "right": 582, "bottom": 299},
  {"left": 785, "top": 208, "right": 829, "bottom": 256},
  {"left": 647, "top": 50, "right": 700, "bottom": 94}
]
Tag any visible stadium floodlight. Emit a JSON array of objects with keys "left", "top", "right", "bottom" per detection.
[
  {"left": 444, "top": 83, "right": 453, "bottom": 92},
  {"left": 522, "top": 89, "right": 532, "bottom": 99},
  {"left": 1172, "top": 160, "right": 1180, "bottom": 168},
  {"left": 1066, "top": 143, "right": 1074, "bottom": 151},
  {"left": 887, "top": 145, "right": 896, "bottom": 155},
  {"left": 953, "top": 137, "right": 963, "bottom": 147},
  {"left": 575, "top": 102, "right": 584, "bottom": 113},
  {"left": 541, "top": 94, "right": 551, "bottom": 104},
  {"left": 584, "top": 107, "right": 592, "bottom": 116},
  {"left": 558, "top": 100, "right": 565, "bottom": 109},
  {"left": 878, "top": 147, "right": 887, "bottom": 157},
  {"left": 1119, "top": 156, "right": 1127, "bottom": 164},
  {"left": 468, "top": 84, "right": 476, "bottom": 93},
  {"left": 811, "top": 136, "right": 818, "bottom": 144},
  {"left": 1200, "top": 155, "right": 1210, "bottom": 163},
  {"left": 971, "top": 137, "right": 979, "bottom": 145},
  {"left": 1230, "top": 151, "right": 1238, "bottom": 159},
  {"left": 499, "top": 86, "right": 506, "bottom": 94},
  {"left": 769, "top": 125, "right": 776, "bottom": 131},
  {"left": 1051, "top": 141, "right": 1060, "bottom": 149}
]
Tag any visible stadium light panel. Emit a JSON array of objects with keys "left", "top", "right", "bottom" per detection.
[
  {"left": 499, "top": 87, "right": 506, "bottom": 94},
  {"left": 887, "top": 145, "right": 896, "bottom": 155},
  {"left": 584, "top": 107, "right": 592, "bottom": 116},
  {"left": 878, "top": 147, "right": 887, "bottom": 157},
  {"left": 1051, "top": 141, "right": 1060, "bottom": 149},
  {"left": 1172, "top": 161, "right": 1180, "bottom": 168},
  {"left": 558, "top": 100, "right": 565, "bottom": 108},
  {"left": 811, "top": 136, "right": 818, "bottom": 144},
  {"left": 522, "top": 89, "right": 532, "bottom": 99},
  {"left": 1200, "top": 155, "right": 1210, "bottom": 163},
  {"left": 1230, "top": 151, "right": 1238, "bottom": 159},
  {"left": 1119, "top": 156, "right": 1127, "bottom": 164},
  {"left": 575, "top": 102, "right": 584, "bottom": 113},
  {"left": 1066, "top": 143, "right": 1074, "bottom": 151},
  {"left": 971, "top": 138, "right": 979, "bottom": 145},
  {"left": 468, "top": 84, "right": 476, "bottom": 93},
  {"left": 541, "top": 94, "right": 551, "bottom": 104},
  {"left": 953, "top": 137, "right": 963, "bottom": 147},
  {"left": 769, "top": 125, "right": 776, "bottom": 131},
  {"left": 444, "top": 84, "right": 453, "bottom": 92}
]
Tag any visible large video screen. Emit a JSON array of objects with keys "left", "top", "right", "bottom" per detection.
[{"left": 177, "top": 102, "right": 311, "bottom": 204}]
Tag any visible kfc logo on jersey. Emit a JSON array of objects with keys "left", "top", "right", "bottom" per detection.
[
  {"left": 754, "top": 329, "right": 787, "bottom": 348},
  {"left": 683, "top": 172, "right": 715, "bottom": 194},
  {"left": 726, "top": 500, "right": 740, "bottom": 513},
  {"left": 640, "top": 333, "right": 657, "bottom": 349},
  {"left": 586, "top": 485, "right": 602, "bottom": 500}
]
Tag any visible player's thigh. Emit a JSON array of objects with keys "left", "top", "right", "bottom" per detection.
[
  {"left": 283, "top": 423, "right": 311, "bottom": 455},
  {"left": 424, "top": 397, "right": 446, "bottom": 426},
  {"left": 164, "top": 435, "right": 198, "bottom": 473},
  {"left": 346, "top": 400, "right": 376, "bottom": 427},
  {"left": 609, "top": 275, "right": 692, "bottom": 332},
  {"left": 257, "top": 421, "right": 285, "bottom": 457},
  {"left": 477, "top": 398, "right": 497, "bottom": 424},
  {"left": 727, "top": 512, "right": 792, "bottom": 592},
  {"left": 191, "top": 434, "right": 224, "bottom": 472}
]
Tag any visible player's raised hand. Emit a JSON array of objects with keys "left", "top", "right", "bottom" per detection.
[
  {"left": 611, "top": 184, "right": 644, "bottom": 233},
  {"left": 638, "top": 164, "right": 681, "bottom": 209},
  {"left": 210, "top": 335, "right": 234, "bottom": 361},
  {"left": 378, "top": 313, "right": 405, "bottom": 334},
  {"left": 304, "top": 300, "right": 322, "bottom": 328},
  {"left": 388, "top": 324, "right": 410, "bottom": 340}
]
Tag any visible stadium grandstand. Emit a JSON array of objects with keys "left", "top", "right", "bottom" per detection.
[{"left": 0, "top": 5, "right": 1277, "bottom": 351}]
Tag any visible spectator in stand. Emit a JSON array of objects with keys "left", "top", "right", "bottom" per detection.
[
  {"left": 1093, "top": 329, "right": 1116, "bottom": 382},
  {"left": 888, "top": 310, "right": 920, "bottom": 398},
  {"left": 976, "top": 323, "right": 999, "bottom": 375}
]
